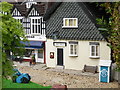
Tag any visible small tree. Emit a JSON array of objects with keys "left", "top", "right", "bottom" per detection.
[
  {"left": 97, "top": 2, "right": 120, "bottom": 71},
  {"left": 0, "top": 2, "right": 27, "bottom": 77}
]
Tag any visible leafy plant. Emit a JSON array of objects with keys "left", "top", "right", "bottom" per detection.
[
  {"left": 0, "top": 2, "right": 27, "bottom": 78},
  {"left": 96, "top": 2, "right": 120, "bottom": 71}
]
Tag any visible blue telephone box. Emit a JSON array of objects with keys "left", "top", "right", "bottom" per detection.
[{"left": 99, "top": 60, "right": 112, "bottom": 83}]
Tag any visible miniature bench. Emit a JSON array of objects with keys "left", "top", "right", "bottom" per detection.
[{"left": 82, "top": 65, "right": 98, "bottom": 74}]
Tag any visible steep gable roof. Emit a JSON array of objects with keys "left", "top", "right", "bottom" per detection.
[
  {"left": 12, "top": 3, "right": 46, "bottom": 17},
  {"left": 45, "top": 2, "right": 105, "bottom": 41},
  {"left": 27, "top": 3, "right": 46, "bottom": 16},
  {"left": 12, "top": 4, "right": 27, "bottom": 16}
]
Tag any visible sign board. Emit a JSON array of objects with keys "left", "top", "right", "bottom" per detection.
[{"left": 53, "top": 42, "right": 67, "bottom": 47}]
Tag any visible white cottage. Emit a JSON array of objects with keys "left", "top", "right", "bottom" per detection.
[{"left": 44, "top": 2, "right": 111, "bottom": 70}]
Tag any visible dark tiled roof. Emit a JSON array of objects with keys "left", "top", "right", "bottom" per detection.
[
  {"left": 34, "top": 4, "right": 46, "bottom": 15},
  {"left": 27, "top": 3, "right": 46, "bottom": 16},
  {"left": 45, "top": 2, "right": 105, "bottom": 41},
  {"left": 13, "top": 4, "right": 27, "bottom": 16},
  {"left": 12, "top": 3, "right": 46, "bottom": 16}
]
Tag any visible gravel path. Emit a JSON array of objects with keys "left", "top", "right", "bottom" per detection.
[{"left": 14, "top": 62, "right": 119, "bottom": 88}]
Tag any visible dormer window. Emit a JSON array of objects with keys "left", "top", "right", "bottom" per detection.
[{"left": 62, "top": 18, "right": 78, "bottom": 28}]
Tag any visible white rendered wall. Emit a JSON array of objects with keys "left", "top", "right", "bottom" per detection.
[{"left": 46, "top": 39, "right": 111, "bottom": 70}]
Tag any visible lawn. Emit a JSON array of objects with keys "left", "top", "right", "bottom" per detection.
[{"left": 2, "top": 78, "right": 51, "bottom": 89}]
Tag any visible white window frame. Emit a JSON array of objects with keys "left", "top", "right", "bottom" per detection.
[
  {"left": 22, "top": 18, "right": 31, "bottom": 35},
  {"left": 69, "top": 44, "right": 78, "bottom": 56},
  {"left": 30, "top": 17, "right": 42, "bottom": 35},
  {"left": 13, "top": 17, "right": 23, "bottom": 23},
  {"left": 62, "top": 18, "right": 78, "bottom": 28},
  {"left": 90, "top": 45, "right": 100, "bottom": 58}
]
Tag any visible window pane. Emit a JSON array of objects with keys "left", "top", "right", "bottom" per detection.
[
  {"left": 74, "top": 45, "right": 77, "bottom": 55},
  {"left": 36, "top": 25, "right": 37, "bottom": 33},
  {"left": 32, "top": 25, "right": 34, "bottom": 33},
  {"left": 65, "top": 19, "right": 69, "bottom": 26},
  {"left": 38, "top": 50, "right": 43, "bottom": 58},
  {"left": 96, "top": 46, "right": 98, "bottom": 56},
  {"left": 38, "top": 25, "right": 40, "bottom": 33},
  {"left": 70, "top": 45, "right": 73, "bottom": 54},
  {"left": 35, "top": 19, "right": 37, "bottom": 23},
  {"left": 91, "top": 46, "right": 95, "bottom": 56},
  {"left": 38, "top": 19, "right": 40, "bottom": 23},
  {"left": 74, "top": 19, "right": 76, "bottom": 26},
  {"left": 69, "top": 19, "right": 73, "bottom": 26},
  {"left": 32, "top": 19, "right": 34, "bottom": 23}
]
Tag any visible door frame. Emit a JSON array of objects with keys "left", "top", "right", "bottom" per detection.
[
  {"left": 57, "top": 48, "right": 64, "bottom": 66},
  {"left": 35, "top": 49, "right": 44, "bottom": 63}
]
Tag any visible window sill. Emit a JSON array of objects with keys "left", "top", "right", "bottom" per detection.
[
  {"left": 62, "top": 26, "right": 78, "bottom": 28},
  {"left": 69, "top": 55, "right": 78, "bottom": 57},
  {"left": 89, "top": 56, "right": 100, "bottom": 59}
]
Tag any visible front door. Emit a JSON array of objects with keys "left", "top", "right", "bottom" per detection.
[
  {"left": 57, "top": 48, "right": 63, "bottom": 66},
  {"left": 36, "top": 49, "right": 44, "bottom": 63}
]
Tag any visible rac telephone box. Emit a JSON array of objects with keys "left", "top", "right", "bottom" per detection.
[{"left": 99, "top": 60, "right": 112, "bottom": 83}]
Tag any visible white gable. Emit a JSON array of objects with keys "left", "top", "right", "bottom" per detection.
[
  {"left": 12, "top": 8, "right": 21, "bottom": 16},
  {"left": 29, "top": 8, "right": 39, "bottom": 16},
  {"left": 26, "top": 0, "right": 37, "bottom": 8}
]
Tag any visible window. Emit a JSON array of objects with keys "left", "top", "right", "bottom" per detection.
[
  {"left": 31, "top": 18, "right": 41, "bottom": 34},
  {"left": 90, "top": 42, "right": 100, "bottom": 58},
  {"left": 63, "top": 18, "right": 78, "bottom": 28},
  {"left": 24, "top": 49, "right": 34, "bottom": 57},
  {"left": 38, "top": 49, "right": 43, "bottom": 58},
  {"left": 22, "top": 18, "right": 31, "bottom": 34},
  {"left": 69, "top": 42, "right": 78, "bottom": 56}
]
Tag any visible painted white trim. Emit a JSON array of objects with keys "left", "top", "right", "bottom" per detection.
[
  {"left": 89, "top": 56, "right": 100, "bottom": 59},
  {"left": 13, "top": 17, "right": 23, "bottom": 19},
  {"left": 69, "top": 44, "right": 78, "bottom": 56},
  {"left": 108, "top": 67, "right": 110, "bottom": 83},
  {"left": 89, "top": 45, "right": 100, "bottom": 58}
]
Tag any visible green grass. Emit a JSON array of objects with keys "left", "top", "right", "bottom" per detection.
[{"left": 2, "top": 78, "right": 51, "bottom": 89}]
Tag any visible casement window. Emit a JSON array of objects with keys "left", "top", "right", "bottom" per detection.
[
  {"left": 89, "top": 42, "right": 100, "bottom": 58},
  {"left": 31, "top": 17, "right": 42, "bottom": 34},
  {"left": 13, "top": 17, "right": 23, "bottom": 23},
  {"left": 69, "top": 42, "right": 78, "bottom": 56},
  {"left": 63, "top": 18, "right": 78, "bottom": 28},
  {"left": 22, "top": 18, "right": 31, "bottom": 34}
]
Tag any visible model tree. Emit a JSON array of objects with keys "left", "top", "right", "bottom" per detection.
[
  {"left": 0, "top": 2, "right": 27, "bottom": 78},
  {"left": 97, "top": 2, "right": 120, "bottom": 71}
]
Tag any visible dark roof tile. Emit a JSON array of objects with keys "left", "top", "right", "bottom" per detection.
[
  {"left": 13, "top": 4, "right": 27, "bottom": 16},
  {"left": 45, "top": 2, "right": 105, "bottom": 41}
]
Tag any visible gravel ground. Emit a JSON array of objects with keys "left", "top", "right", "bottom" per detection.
[{"left": 14, "top": 62, "right": 119, "bottom": 88}]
